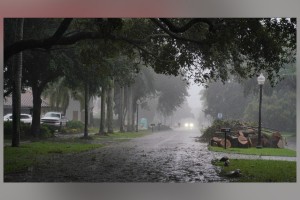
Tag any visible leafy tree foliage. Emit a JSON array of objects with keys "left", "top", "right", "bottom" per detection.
[
  {"left": 201, "top": 62, "right": 296, "bottom": 132},
  {"left": 244, "top": 89, "right": 296, "bottom": 132},
  {"left": 5, "top": 18, "right": 296, "bottom": 85},
  {"left": 201, "top": 80, "right": 252, "bottom": 120},
  {"left": 42, "top": 77, "right": 70, "bottom": 114},
  {"left": 4, "top": 18, "right": 296, "bottom": 145},
  {"left": 155, "top": 74, "right": 189, "bottom": 117}
]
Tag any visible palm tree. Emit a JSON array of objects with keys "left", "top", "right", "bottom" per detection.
[{"left": 42, "top": 77, "right": 70, "bottom": 114}]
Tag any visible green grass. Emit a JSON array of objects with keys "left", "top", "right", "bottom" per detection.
[
  {"left": 88, "top": 127, "right": 100, "bottom": 133},
  {"left": 209, "top": 146, "right": 296, "bottom": 157},
  {"left": 4, "top": 141, "right": 104, "bottom": 173},
  {"left": 213, "top": 159, "right": 296, "bottom": 182},
  {"left": 4, "top": 129, "right": 151, "bottom": 174}
]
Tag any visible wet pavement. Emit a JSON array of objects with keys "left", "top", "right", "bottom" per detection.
[
  {"left": 4, "top": 128, "right": 296, "bottom": 182},
  {"left": 5, "top": 129, "right": 227, "bottom": 182}
]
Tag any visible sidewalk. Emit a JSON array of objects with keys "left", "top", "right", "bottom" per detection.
[{"left": 211, "top": 152, "right": 296, "bottom": 162}]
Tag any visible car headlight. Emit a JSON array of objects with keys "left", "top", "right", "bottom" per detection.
[
  {"left": 189, "top": 123, "right": 194, "bottom": 127},
  {"left": 184, "top": 123, "right": 189, "bottom": 127}
]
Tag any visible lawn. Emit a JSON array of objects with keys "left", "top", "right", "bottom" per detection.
[
  {"left": 209, "top": 146, "right": 296, "bottom": 157},
  {"left": 213, "top": 159, "right": 296, "bottom": 182},
  {"left": 4, "top": 130, "right": 151, "bottom": 174},
  {"left": 4, "top": 141, "right": 104, "bottom": 173}
]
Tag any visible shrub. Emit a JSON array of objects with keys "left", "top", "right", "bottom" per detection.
[
  {"left": 41, "top": 124, "right": 58, "bottom": 133},
  {"left": 4, "top": 121, "right": 55, "bottom": 139},
  {"left": 60, "top": 120, "right": 84, "bottom": 134},
  {"left": 4, "top": 121, "right": 31, "bottom": 139},
  {"left": 38, "top": 125, "right": 54, "bottom": 139},
  {"left": 66, "top": 120, "right": 84, "bottom": 130},
  {"left": 4, "top": 121, "right": 13, "bottom": 139},
  {"left": 61, "top": 128, "right": 82, "bottom": 134}
]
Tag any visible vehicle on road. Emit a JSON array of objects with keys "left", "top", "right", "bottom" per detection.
[
  {"left": 184, "top": 122, "right": 194, "bottom": 128},
  {"left": 181, "top": 117, "right": 197, "bottom": 129},
  {"left": 3, "top": 113, "right": 32, "bottom": 124},
  {"left": 40, "top": 112, "right": 68, "bottom": 127}
]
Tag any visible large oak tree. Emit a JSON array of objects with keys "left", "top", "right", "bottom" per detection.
[{"left": 4, "top": 18, "right": 296, "bottom": 146}]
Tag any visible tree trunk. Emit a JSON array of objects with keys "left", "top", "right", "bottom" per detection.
[
  {"left": 107, "top": 78, "right": 114, "bottom": 134},
  {"left": 132, "top": 99, "right": 136, "bottom": 132},
  {"left": 119, "top": 86, "right": 125, "bottom": 132},
  {"left": 12, "top": 18, "right": 24, "bottom": 147},
  {"left": 31, "top": 84, "right": 43, "bottom": 137},
  {"left": 99, "top": 85, "right": 106, "bottom": 135},
  {"left": 84, "top": 82, "right": 89, "bottom": 138},
  {"left": 127, "top": 85, "right": 132, "bottom": 132}
]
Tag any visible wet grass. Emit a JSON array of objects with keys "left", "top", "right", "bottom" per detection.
[
  {"left": 213, "top": 159, "right": 296, "bottom": 182},
  {"left": 4, "top": 130, "right": 150, "bottom": 174},
  {"left": 4, "top": 141, "right": 104, "bottom": 173},
  {"left": 208, "top": 146, "right": 296, "bottom": 157}
]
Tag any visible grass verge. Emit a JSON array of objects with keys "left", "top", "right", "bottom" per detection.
[
  {"left": 4, "top": 141, "right": 104, "bottom": 173},
  {"left": 213, "top": 159, "right": 296, "bottom": 182},
  {"left": 209, "top": 146, "right": 296, "bottom": 157}
]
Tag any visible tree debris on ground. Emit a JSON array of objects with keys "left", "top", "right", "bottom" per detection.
[{"left": 210, "top": 125, "right": 286, "bottom": 148}]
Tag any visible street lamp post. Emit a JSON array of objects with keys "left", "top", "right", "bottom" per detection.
[
  {"left": 136, "top": 99, "right": 141, "bottom": 132},
  {"left": 257, "top": 73, "right": 265, "bottom": 148}
]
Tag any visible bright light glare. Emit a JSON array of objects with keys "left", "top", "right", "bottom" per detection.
[
  {"left": 189, "top": 123, "right": 194, "bottom": 127},
  {"left": 184, "top": 123, "right": 189, "bottom": 127}
]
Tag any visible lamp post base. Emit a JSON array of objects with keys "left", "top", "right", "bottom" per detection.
[{"left": 256, "top": 145, "right": 263, "bottom": 149}]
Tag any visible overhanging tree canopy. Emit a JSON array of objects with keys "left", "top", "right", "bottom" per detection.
[{"left": 5, "top": 18, "right": 296, "bottom": 86}]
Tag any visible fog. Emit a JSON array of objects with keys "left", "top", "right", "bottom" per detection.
[{"left": 186, "top": 83, "right": 203, "bottom": 121}]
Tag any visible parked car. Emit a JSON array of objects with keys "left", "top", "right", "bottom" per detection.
[
  {"left": 3, "top": 113, "right": 32, "bottom": 124},
  {"left": 40, "top": 112, "right": 68, "bottom": 127}
]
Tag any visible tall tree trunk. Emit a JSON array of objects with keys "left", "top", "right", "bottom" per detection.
[
  {"left": 31, "top": 84, "right": 42, "bottom": 137},
  {"left": 84, "top": 82, "right": 89, "bottom": 138},
  {"left": 132, "top": 99, "right": 136, "bottom": 132},
  {"left": 119, "top": 86, "right": 125, "bottom": 132},
  {"left": 107, "top": 78, "right": 114, "bottom": 134},
  {"left": 99, "top": 85, "right": 106, "bottom": 135},
  {"left": 12, "top": 18, "right": 24, "bottom": 147},
  {"left": 127, "top": 85, "right": 132, "bottom": 132}
]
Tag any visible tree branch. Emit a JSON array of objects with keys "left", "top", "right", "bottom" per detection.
[
  {"left": 150, "top": 18, "right": 207, "bottom": 45},
  {"left": 5, "top": 18, "right": 207, "bottom": 63},
  {"left": 48, "top": 18, "right": 73, "bottom": 45},
  {"left": 158, "top": 18, "right": 214, "bottom": 33}
]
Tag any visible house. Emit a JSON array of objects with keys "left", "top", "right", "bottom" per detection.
[
  {"left": 3, "top": 89, "right": 50, "bottom": 115},
  {"left": 64, "top": 95, "right": 94, "bottom": 124},
  {"left": 3, "top": 89, "right": 94, "bottom": 125}
]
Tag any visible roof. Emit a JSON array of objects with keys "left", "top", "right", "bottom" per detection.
[{"left": 3, "top": 90, "right": 50, "bottom": 108}]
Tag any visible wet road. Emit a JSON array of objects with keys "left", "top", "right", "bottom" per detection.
[{"left": 6, "top": 128, "right": 227, "bottom": 182}]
